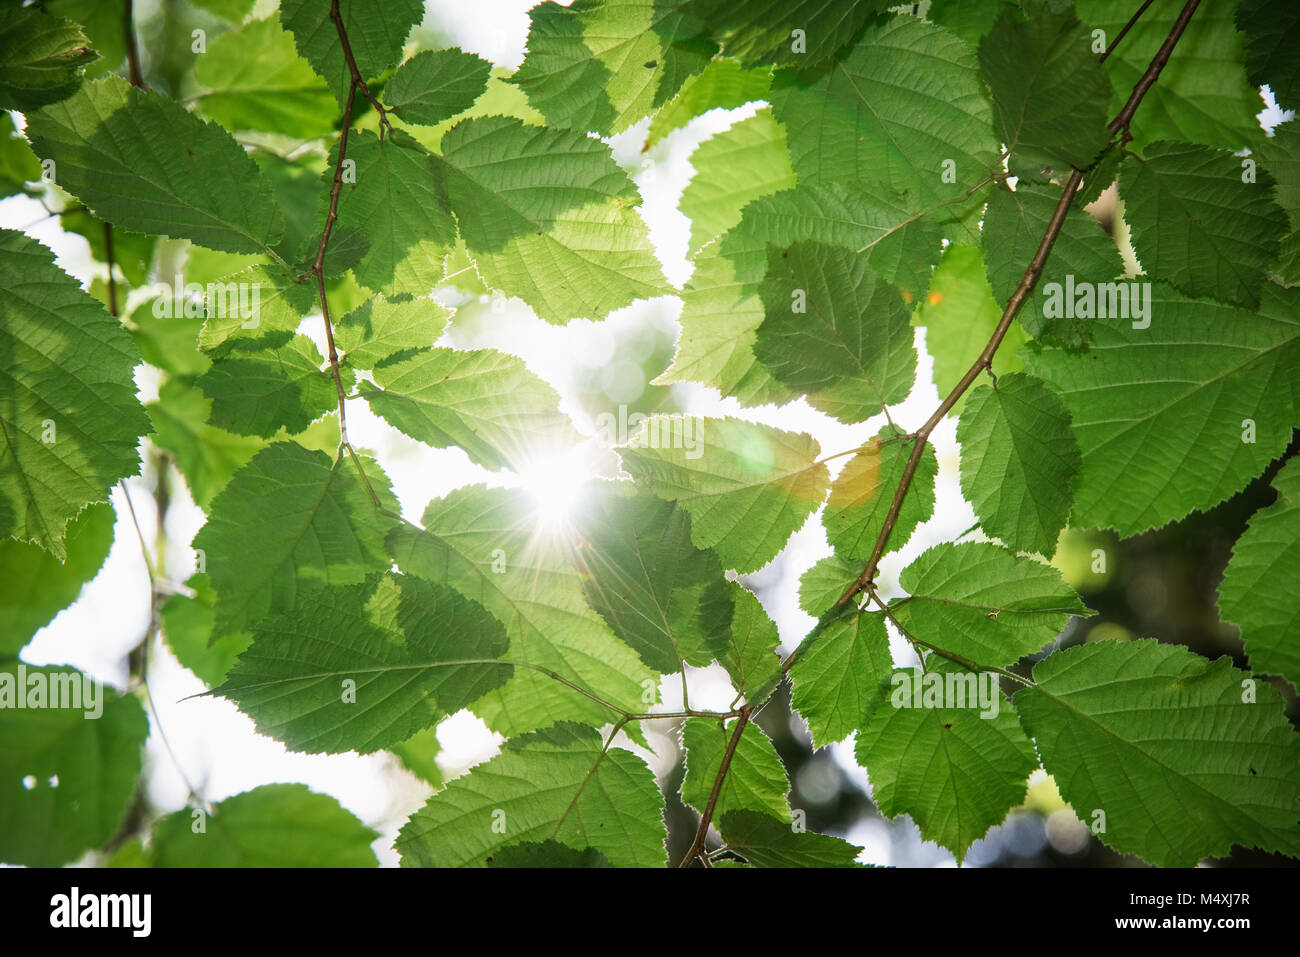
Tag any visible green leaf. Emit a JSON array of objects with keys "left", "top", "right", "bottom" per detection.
[
  {"left": 1217, "top": 458, "right": 1300, "bottom": 693},
  {"left": 717, "top": 809, "right": 861, "bottom": 867},
  {"left": 681, "top": 717, "right": 790, "bottom": 822},
  {"left": 982, "top": 181, "right": 1120, "bottom": 344},
  {"left": 768, "top": 15, "right": 999, "bottom": 207},
  {"left": 26, "top": 75, "right": 285, "bottom": 255},
  {"left": 280, "top": 0, "right": 423, "bottom": 106},
  {"left": 387, "top": 485, "right": 655, "bottom": 735},
  {"left": 0, "top": 111, "right": 40, "bottom": 197},
  {"left": 0, "top": 4, "right": 96, "bottom": 111},
  {"left": 150, "top": 783, "right": 378, "bottom": 866},
  {"left": 1120, "top": 141, "right": 1287, "bottom": 307},
  {"left": 1024, "top": 282, "right": 1300, "bottom": 536},
  {"left": 361, "top": 347, "right": 579, "bottom": 472},
  {"left": 755, "top": 242, "right": 916, "bottom": 424},
  {"left": 957, "top": 372, "right": 1081, "bottom": 557},
  {"left": 680, "top": 108, "right": 795, "bottom": 256},
  {"left": 388, "top": 726, "right": 442, "bottom": 787},
  {"left": 397, "top": 722, "right": 666, "bottom": 867},
  {"left": 716, "top": 582, "right": 783, "bottom": 706},
  {"left": 333, "top": 129, "right": 456, "bottom": 295},
  {"left": 0, "top": 502, "right": 113, "bottom": 656},
  {"left": 438, "top": 115, "right": 666, "bottom": 322},
  {"left": 216, "top": 577, "right": 512, "bottom": 754},
  {"left": 978, "top": 1, "right": 1110, "bottom": 176},
  {"left": 197, "top": 263, "right": 317, "bottom": 351},
  {"left": 486, "top": 839, "right": 613, "bottom": 867},
  {"left": 192, "top": 441, "right": 398, "bottom": 639},
  {"left": 618, "top": 416, "right": 829, "bottom": 573},
  {"left": 1075, "top": 0, "right": 1259, "bottom": 149},
  {"left": 0, "top": 230, "right": 148, "bottom": 558},
  {"left": 687, "top": 0, "right": 891, "bottom": 68},
  {"left": 823, "top": 425, "right": 936, "bottom": 564},
  {"left": 337, "top": 293, "right": 449, "bottom": 369},
  {"left": 1014, "top": 639, "right": 1300, "bottom": 867},
  {"left": 0, "top": 667, "right": 147, "bottom": 867},
  {"left": 645, "top": 57, "right": 772, "bottom": 149},
  {"left": 194, "top": 14, "right": 335, "bottom": 139},
  {"left": 572, "top": 487, "right": 730, "bottom": 673},
  {"left": 159, "top": 573, "right": 251, "bottom": 687},
  {"left": 1255, "top": 120, "right": 1300, "bottom": 283},
  {"left": 790, "top": 607, "right": 892, "bottom": 748},
  {"left": 513, "top": 0, "right": 714, "bottom": 136},
  {"left": 797, "top": 553, "right": 860, "bottom": 617},
  {"left": 894, "top": 542, "right": 1090, "bottom": 668},
  {"left": 913, "top": 243, "right": 1024, "bottom": 412},
  {"left": 198, "top": 334, "right": 343, "bottom": 439},
  {"left": 384, "top": 48, "right": 491, "bottom": 126},
  {"left": 146, "top": 380, "right": 265, "bottom": 510},
  {"left": 1237, "top": 0, "right": 1300, "bottom": 110},
  {"left": 856, "top": 661, "right": 1037, "bottom": 862}
]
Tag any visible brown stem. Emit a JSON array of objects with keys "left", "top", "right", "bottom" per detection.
[
  {"left": 834, "top": 0, "right": 1203, "bottom": 610},
  {"left": 123, "top": 0, "right": 146, "bottom": 90},
  {"left": 678, "top": 706, "right": 751, "bottom": 868},
  {"left": 103, "top": 222, "right": 117, "bottom": 317},
  {"left": 1100, "top": 0, "right": 1156, "bottom": 64}
]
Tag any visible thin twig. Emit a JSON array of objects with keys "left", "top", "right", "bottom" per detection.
[
  {"left": 834, "top": 0, "right": 1203, "bottom": 610},
  {"left": 678, "top": 706, "right": 751, "bottom": 868},
  {"left": 1100, "top": 0, "right": 1156, "bottom": 63}
]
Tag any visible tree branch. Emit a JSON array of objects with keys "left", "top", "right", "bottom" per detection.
[
  {"left": 678, "top": 706, "right": 751, "bottom": 868},
  {"left": 834, "top": 0, "right": 1203, "bottom": 610}
]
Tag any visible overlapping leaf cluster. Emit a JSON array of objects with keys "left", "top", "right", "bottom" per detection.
[{"left": 1, "top": 0, "right": 1296, "bottom": 869}]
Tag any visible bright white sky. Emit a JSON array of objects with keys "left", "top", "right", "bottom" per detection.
[{"left": 3, "top": 0, "right": 1290, "bottom": 868}]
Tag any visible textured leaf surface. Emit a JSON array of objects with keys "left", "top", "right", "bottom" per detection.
[
  {"left": 280, "top": 0, "right": 423, "bottom": 106},
  {"left": 823, "top": 425, "right": 936, "bottom": 564},
  {"left": 217, "top": 577, "right": 511, "bottom": 753},
  {"left": 336, "top": 294, "right": 449, "bottom": 370},
  {"left": 513, "top": 0, "right": 713, "bottom": 135},
  {"left": 438, "top": 116, "right": 666, "bottom": 322},
  {"left": 957, "top": 372, "right": 1081, "bottom": 557},
  {"left": 681, "top": 717, "right": 789, "bottom": 823},
  {"left": 1120, "top": 141, "right": 1286, "bottom": 307},
  {"left": 385, "top": 48, "right": 491, "bottom": 126},
  {"left": 1236, "top": 0, "right": 1300, "bottom": 110},
  {"left": 192, "top": 442, "right": 398, "bottom": 639},
  {"left": 769, "top": 15, "right": 999, "bottom": 206},
  {"left": 1025, "top": 283, "right": 1300, "bottom": 536},
  {"left": 334, "top": 130, "right": 456, "bottom": 295},
  {"left": 26, "top": 75, "right": 284, "bottom": 254},
  {"left": 644, "top": 57, "right": 771, "bottom": 148},
  {"left": 894, "top": 542, "right": 1089, "bottom": 668},
  {"left": 717, "top": 809, "right": 861, "bottom": 867},
  {"left": 1076, "top": 0, "right": 1259, "bottom": 149},
  {"left": 619, "top": 417, "right": 829, "bottom": 573},
  {"left": 680, "top": 108, "right": 794, "bottom": 256},
  {"left": 982, "top": 181, "right": 1120, "bottom": 344},
  {"left": 0, "top": 668, "right": 147, "bottom": 867},
  {"left": 194, "top": 14, "right": 335, "bottom": 139},
  {"left": 1217, "top": 458, "right": 1300, "bottom": 692},
  {"left": 0, "top": 502, "right": 113, "bottom": 655},
  {"left": 790, "top": 607, "right": 892, "bottom": 748},
  {"left": 198, "top": 334, "right": 341, "bottom": 439},
  {"left": 755, "top": 242, "right": 916, "bottom": 424},
  {"left": 0, "top": 231, "right": 148, "bottom": 557},
  {"left": 397, "top": 722, "right": 666, "bottom": 867},
  {"left": 573, "top": 488, "right": 730, "bottom": 673},
  {"left": 151, "top": 783, "right": 378, "bottom": 866},
  {"left": 1015, "top": 639, "right": 1300, "bottom": 867},
  {"left": 978, "top": 2, "right": 1110, "bottom": 175},
  {"left": 856, "top": 662, "right": 1037, "bottom": 862},
  {"left": 388, "top": 485, "right": 654, "bottom": 734},
  {"left": 914, "top": 243, "right": 1024, "bottom": 411},
  {"left": 361, "top": 348, "right": 579, "bottom": 472},
  {"left": 717, "top": 582, "right": 782, "bottom": 706},
  {"left": 0, "top": 5, "right": 96, "bottom": 111}
]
